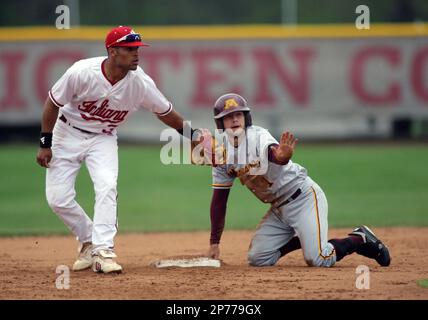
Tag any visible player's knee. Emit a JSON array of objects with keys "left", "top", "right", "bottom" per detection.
[
  {"left": 94, "top": 176, "right": 117, "bottom": 194},
  {"left": 247, "top": 250, "right": 277, "bottom": 267},
  {"left": 302, "top": 249, "right": 321, "bottom": 267},
  {"left": 248, "top": 254, "right": 269, "bottom": 267},
  {"left": 47, "top": 198, "right": 70, "bottom": 212},
  {"left": 304, "top": 253, "right": 334, "bottom": 268},
  {"left": 304, "top": 257, "right": 323, "bottom": 267},
  {"left": 46, "top": 185, "right": 76, "bottom": 212}
]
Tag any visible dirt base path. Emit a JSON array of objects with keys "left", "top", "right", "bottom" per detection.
[{"left": 1, "top": 228, "right": 427, "bottom": 300}]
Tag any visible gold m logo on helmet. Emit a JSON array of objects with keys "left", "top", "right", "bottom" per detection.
[{"left": 224, "top": 98, "right": 239, "bottom": 110}]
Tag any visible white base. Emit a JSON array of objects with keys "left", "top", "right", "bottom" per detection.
[{"left": 152, "top": 257, "right": 221, "bottom": 268}]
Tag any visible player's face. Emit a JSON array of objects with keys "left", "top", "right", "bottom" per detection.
[
  {"left": 222, "top": 111, "right": 245, "bottom": 133},
  {"left": 112, "top": 46, "right": 140, "bottom": 70}
]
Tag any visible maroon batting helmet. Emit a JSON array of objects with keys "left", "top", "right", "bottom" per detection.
[{"left": 213, "top": 93, "right": 252, "bottom": 130}]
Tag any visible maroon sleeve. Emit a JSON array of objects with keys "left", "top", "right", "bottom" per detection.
[
  {"left": 210, "top": 188, "right": 230, "bottom": 245},
  {"left": 268, "top": 143, "right": 289, "bottom": 165}
]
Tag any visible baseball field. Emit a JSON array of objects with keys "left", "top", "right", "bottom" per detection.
[{"left": 1, "top": 143, "right": 427, "bottom": 299}]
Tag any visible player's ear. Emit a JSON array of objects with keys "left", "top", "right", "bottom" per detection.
[{"left": 107, "top": 47, "right": 118, "bottom": 57}]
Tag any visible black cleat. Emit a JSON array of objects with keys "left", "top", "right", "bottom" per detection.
[{"left": 349, "top": 225, "right": 391, "bottom": 267}]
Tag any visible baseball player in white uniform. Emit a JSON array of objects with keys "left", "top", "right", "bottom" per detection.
[
  {"left": 205, "top": 93, "right": 391, "bottom": 268},
  {"left": 36, "top": 26, "right": 198, "bottom": 273}
]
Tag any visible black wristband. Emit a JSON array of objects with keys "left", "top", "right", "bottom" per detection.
[
  {"left": 176, "top": 127, "right": 197, "bottom": 139},
  {"left": 39, "top": 132, "right": 53, "bottom": 148}
]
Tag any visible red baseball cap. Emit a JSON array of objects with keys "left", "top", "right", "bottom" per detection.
[{"left": 105, "top": 26, "right": 149, "bottom": 48}]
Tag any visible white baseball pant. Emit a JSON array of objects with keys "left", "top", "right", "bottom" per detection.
[{"left": 46, "top": 119, "right": 119, "bottom": 253}]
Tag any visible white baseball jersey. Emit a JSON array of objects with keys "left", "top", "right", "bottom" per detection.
[
  {"left": 48, "top": 56, "right": 173, "bottom": 135},
  {"left": 212, "top": 125, "right": 308, "bottom": 203}
]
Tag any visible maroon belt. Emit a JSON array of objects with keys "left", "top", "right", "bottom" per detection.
[{"left": 59, "top": 115, "right": 96, "bottom": 134}]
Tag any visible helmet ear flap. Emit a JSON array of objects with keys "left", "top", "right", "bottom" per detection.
[
  {"left": 244, "top": 112, "right": 252, "bottom": 127},
  {"left": 215, "top": 119, "right": 224, "bottom": 130}
]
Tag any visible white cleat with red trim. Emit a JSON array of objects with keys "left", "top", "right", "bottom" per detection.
[{"left": 92, "top": 249, "right": 123, "bottom": 274}]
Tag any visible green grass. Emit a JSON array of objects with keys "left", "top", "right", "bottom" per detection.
[
  {"left": 417, "top": 279, "right": 428, "bottom": 288},
  {"left": 0, "top": 144, "right": 427, "bottom": 236}
]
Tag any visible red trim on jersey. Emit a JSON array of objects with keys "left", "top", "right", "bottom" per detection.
[
  {"left": 48, "top": 90, "right": 64, "bottom": 107},
  {"left": 155, "top": 102, "right": 173, "bottom": 117},
  {"left": 101, "top": 59, "right": 121, "bottom": 86}
]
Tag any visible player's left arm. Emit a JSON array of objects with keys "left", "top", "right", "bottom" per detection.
[
  {"left": 156, "top": 108, "right": 185, "bottom": 131},
  {"left": 157, "top": 109, "right": 222, "bottom": 165},
  {"left": 269, "top": 131, "right": 298, "bottom": 165},
  {"left": 157, "top": 109, "right": 202, "bottom": 146}
]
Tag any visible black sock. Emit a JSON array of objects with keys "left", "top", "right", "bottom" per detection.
[
  {"left": 279, "top": 236, "right": 302, "bottom": 257},
  {"left": 329, "top": 236, "right": 363, "bottom": 261}
]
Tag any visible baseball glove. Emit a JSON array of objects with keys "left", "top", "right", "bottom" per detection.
[{"left": 191, "top": 129, "right": 226, "bottom": 166}]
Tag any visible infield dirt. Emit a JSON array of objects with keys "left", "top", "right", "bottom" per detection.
[{"left": 1, "top": 228, "right": 427, "bottom": 300}]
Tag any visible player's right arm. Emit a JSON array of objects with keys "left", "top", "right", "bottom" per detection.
[
  {"left": 208, "top": 165, "right": 234, "bottom": 259},
  {"left": 36, "top": 62, "right": 80, "bottom": 168},
  {"left": 208, "top": 188, "right": 231, "bottom": 259},
  {"left": 36, "top": 97, "right": 59, "bottom": 168}
]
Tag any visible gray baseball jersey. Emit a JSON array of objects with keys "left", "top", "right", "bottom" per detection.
[
  {"left": 212, "top": 125, "right": 336, "bottom": 267},
  {"left": 212, "top": 125, "right": 307, "bottom": 201}
]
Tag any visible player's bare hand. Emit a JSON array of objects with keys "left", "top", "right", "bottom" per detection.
[
  {"left": 36, "top": 148, "right": 52, "bottom": 168},
  {"left": 208, "top": 244, "right": 220, "bottom": 259},
  {"left": 276, "top": 131, "right": 297, "bottom": 162}
]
